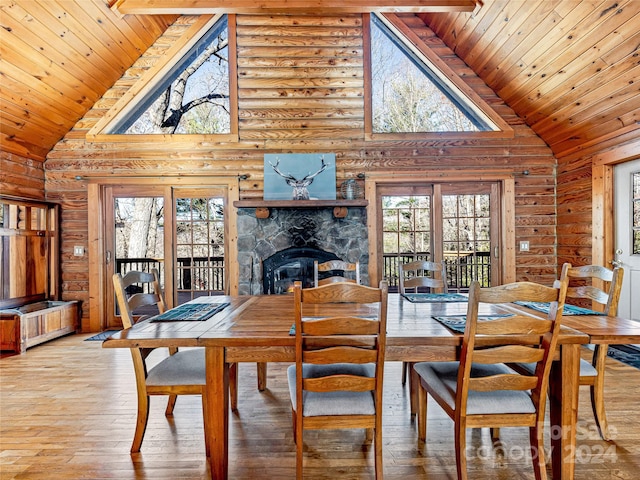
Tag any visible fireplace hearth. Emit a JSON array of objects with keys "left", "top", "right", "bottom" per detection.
[{"left": 237, "top": 206, "right": 368, "bottom": 294}]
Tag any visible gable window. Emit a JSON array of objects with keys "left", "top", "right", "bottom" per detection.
[
  {"left": 365, "top": 13, "right": 510, "bottom": 139},
  {"left": 370, "top": 15, "right": 486, "bottom": 133},
  {"left": 109, "top": 15, "right": 231, "bottom": 135}
]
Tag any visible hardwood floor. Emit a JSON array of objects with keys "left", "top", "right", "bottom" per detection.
[{"left": 1, "top": 334, "right": 639, "bottom": 479}]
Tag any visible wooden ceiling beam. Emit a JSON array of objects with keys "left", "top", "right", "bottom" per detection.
[{"left": 112, "top": 0, "right": 477, "bottom": 15}]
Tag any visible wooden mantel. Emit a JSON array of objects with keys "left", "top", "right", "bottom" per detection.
[{"left": 233, "top": 199, "right": 368, "bottom": 219}]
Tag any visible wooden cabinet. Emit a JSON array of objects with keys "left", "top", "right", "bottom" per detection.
[
  {"left": 0, "top": 196, "right": 59, "bottom": 308},
  {"left": 0, "top": 197, "right": 78, "bottom": 353}
]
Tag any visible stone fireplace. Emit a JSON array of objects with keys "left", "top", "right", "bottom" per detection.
[
  {"left": 237, "top": 206, "right": 368, "bottom": 294},
  {"left": 262, "top": 246, "right": 339, "bottom": 294}
]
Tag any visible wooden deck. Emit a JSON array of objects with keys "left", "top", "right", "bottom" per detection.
[{"left": 1, "top": 333, "right": 639, "bottom": 479}]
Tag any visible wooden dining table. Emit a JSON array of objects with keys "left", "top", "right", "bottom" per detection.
[{"left": 102, "top": 293, "right": 640, "bottom": 479}]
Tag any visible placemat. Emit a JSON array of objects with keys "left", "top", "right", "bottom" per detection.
[
  {"left": 513, "top": 301, "right": 605, "bottom": 316},
  {"left": 152, "top": 302, "right": 229, "bottom": 322},
  {"left": 433, "top": 314, "right": 515, "bottom": 333},
  {"left": 401, "top": 293, "right": 468, "bottom": 303}
]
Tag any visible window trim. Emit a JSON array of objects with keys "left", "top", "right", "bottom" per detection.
[
  {"left": 363, "top": 13, "right": 513, "bottom": 141},
  {"left": 87, "top": 14, "right": 238, "bottom": 143},
  {"left": 365, "top": 172, "right": 515, "bottom": 287},
  {"left": 87, "top": 176, "right": 239, "bottom": 331}
]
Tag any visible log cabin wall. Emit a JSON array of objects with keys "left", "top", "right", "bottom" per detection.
[
  {"left": 556, "top": 133, "right": 640, "bottom": 272},
  {"left": 44, "top": 14, "right": 558, "bottom": 332},
  {"left": 556, "top": 152, "right": 593, "bottom": 269},
  {"left": 1, "top": 152, "right": 45, "bottom": 201}
]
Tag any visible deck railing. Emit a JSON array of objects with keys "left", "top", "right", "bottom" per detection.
[
  {"left": 115, "top": 256, "right": 225, "bottom": 293},
  {"left": 382, "top": 252, "right": 491, "bottom": 292},
  {"left": 117, "top": 251, "right": 490, "bottom": 295}
]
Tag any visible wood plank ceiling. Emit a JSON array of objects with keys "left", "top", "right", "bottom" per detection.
[
  {"left": 0, "top": 0, "right": 638, "bottom": 163},
  {"left": 0, "top": 0, "right": 177, "bottom": 161}
]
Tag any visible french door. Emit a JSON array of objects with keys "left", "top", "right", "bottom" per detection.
[
  {"left": 174, "top": 188, "right": 227, "bottom": 303},
  {"left": 614, "top": 159, "right": 640, "bottom": 321},
  {"left": 377, "top": 182, "right": 501, "bottom": 292},
  {"left": 103, "top": 184, "right": 230, "bottom": 328}
]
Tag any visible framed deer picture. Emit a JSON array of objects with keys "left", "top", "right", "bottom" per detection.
[{"left": 263, "top": 153, "right": 336, "bottom": 200}]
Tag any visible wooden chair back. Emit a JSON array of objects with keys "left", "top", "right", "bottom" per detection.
[
  {"left": 112, "top": 269, "right": 172, "bottom": 381},
  {"left": 560, "top": 264, "right": 623, "bottom": 315},
  {"left": 460, "top": 274, "right": 569, "bottom": 410},
  {"left": 292, "top": 279, "right": 388, "bottom": 479},
  {"left": 113, "top": 269, "right": 166, "bottom": 328},
  {"left": 557, "top": 263, "right": 624, "bottom": 440},
  {"left": 313, "top": 259, "right": 360, "bottom": 286},
  {"left": 398, "top": 260, "right": 448, "bottom": 294}
]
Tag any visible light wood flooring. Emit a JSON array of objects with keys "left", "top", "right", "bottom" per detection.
[{"left": 1, "top": 334, "right": 639, "bottom": 479}]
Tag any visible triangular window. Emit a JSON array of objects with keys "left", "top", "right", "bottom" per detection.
[
  {"left": 369, "top": 14, "right": 505, "bottom": 135},
  {"left": 108, "top": 15, "right": 231, "bottom": 135}
]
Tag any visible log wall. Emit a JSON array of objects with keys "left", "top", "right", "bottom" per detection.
[
  {"left": 43, "top": 14, "right": 559, "bottom": 331},
  {"left": 557, "top": 131, "right": 640, "bottom": 270},
  {"left": 0, "top": 152, "right": 45, "bottom": 200},
  {"left": 557, "top": 154, "right": 593, "bottom": 268}
]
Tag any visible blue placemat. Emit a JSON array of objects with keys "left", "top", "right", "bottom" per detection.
[
  {"left": 402, "top": 293, "right": 468, "bottom": 303},
  {"left": 152, "top": 302, "right": 229, "bottom": 322},
  {"left": 513, "top": 301, "right": 604, "bottom": 316},
  {"left": 433, "top": 314, "right": 515, "bottom": 333}
]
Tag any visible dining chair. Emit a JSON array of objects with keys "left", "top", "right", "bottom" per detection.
[
  {"left": 113, "top": 269, "right": 237, "bottom": 454},
  {"left": 287, "top": 280, "right": 388, "bottom": 479},
  {"left": 511, "top": 264, "right": 624, "bottom": 440},
  {"left": 398, "top": 260, "right": 448, "bottom": 386},
  {"left": 413, "top": 275, "right": 569, "bottom": 480},
  {"left": 563, "top": 264, "right": 623, "bottom": 440},
  {"left": 313, "top": 259, "right": 360, "bottom": 286},
  {"left": 398, "top": 259, "right": 448, "bottom": 295}
]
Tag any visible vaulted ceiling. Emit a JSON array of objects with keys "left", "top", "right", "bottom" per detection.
[{"left": 1, "top": 0, "right": 638, "bottom": 162}]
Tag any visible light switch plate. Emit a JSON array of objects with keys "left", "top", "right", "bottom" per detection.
[
  {"left": 73, "top": 246, "right": 85, "bottom": 256},
  {"left": 519, "top": 241, "right": 529, "bottom": 252}
]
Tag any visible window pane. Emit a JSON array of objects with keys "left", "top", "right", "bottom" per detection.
[
  {"left": 175, "top": 194, "right": 226, "bottom": 302},
  {"left": 114, "top": 197, "right": 165, "bottom": 295},
  {"left": 442, "top": 195, "right": 457, "bottom": 217},
  {"left": 115, "top": 16, "right": 230, "bottom": 135},
  {"left": 476, "top": 218, "right": 490, "bottom": 241},
  {"left": 370, "top": 15, "right": 487, "bottom": 133},
  {"left": 443, "top": 218, "right": 458, "bottom": 242},
  {"left": 383, "top": 232, "right": 398, "bottom": 252},
  {"left": 442, "top": 193, "right": 492, "bottom": 289}
]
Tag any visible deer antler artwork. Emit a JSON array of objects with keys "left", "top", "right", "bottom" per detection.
[{"left": 269, "top": 155, "right": 329, "bottom": 200}]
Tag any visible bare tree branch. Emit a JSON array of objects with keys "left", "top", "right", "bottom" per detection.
[{"left": 161, "top": 93, "right": 229, "bottom": 129}]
